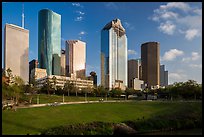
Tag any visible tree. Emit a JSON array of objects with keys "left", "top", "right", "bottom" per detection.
[
  {"left": 52, "top": 76, "right": 57, "bottom": 94},
  {"left": 98, "top": 85, "right": 106, "bottom": 97},
  {"left": 6, "top": 68, "right": 13, "bottom": 84},
  {"left": 14, "top": 76, "right": 25, "bottom": 86},
  {"left": 125, "top": 88, "right": 136, "bottom": 99},
  {"left": 45, "top": 78, "right": 52, "bottom": 95},
  {"left": 64, "top": 80, "right": 71, "bottom": 96},
  {"left": 110, "top": 88, "right": 122, "bottom": 98},
  {"left": 11, "top": 75, "right": 24, "bottom": 103}
]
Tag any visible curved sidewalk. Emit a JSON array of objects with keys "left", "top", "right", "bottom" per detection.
[{"left": 16, "top": 100, "right": 132, "bottom": 109}]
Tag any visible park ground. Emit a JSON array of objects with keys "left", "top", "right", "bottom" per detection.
[{"left": 2, "top": 100, "right": 202, "bottom": 135}]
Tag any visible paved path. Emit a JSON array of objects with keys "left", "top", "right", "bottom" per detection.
[{"left": 16, "top": 100, "right": 132, "bottom": 109}]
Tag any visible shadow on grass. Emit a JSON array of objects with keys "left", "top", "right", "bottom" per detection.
[{"left": 2, "top": 119, "right": 42, "bottom": 135}]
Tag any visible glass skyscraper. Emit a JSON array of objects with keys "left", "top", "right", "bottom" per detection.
[
  {"left": 38, "top": 9, "right": 61, "bottom": 76},
  {"left": 101, "top": 19, "right": 127, "bottom": 89}
]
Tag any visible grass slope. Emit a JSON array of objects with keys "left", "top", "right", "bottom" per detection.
[{"left": 2, "top": 101, "right": 202, "bottom": 135}]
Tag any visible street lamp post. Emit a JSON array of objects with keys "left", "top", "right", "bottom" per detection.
[
  {"left": 37, "top": 94, "right": 39, "bottom": 104},
  {"left": 63, "top": 94, "right": 64, "bottom": 103}
]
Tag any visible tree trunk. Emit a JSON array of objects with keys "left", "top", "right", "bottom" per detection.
[{"left": 29, "top": 96, "right": 33, "bottom": 104}]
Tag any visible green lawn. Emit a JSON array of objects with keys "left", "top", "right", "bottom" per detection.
[
  {"left": 22, "top": 94, "right": 119, "bottom": 104},
  {"left": 2, "top": 101, "right": 202, "bottom": 135}
]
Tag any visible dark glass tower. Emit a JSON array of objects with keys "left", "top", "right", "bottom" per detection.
[{"left": 38, "top": 9, "right": 61, "bottom": 76}]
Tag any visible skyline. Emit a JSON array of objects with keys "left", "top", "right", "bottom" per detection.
[{"left": 2, "top": 2, "right": 202, "bottom": 85}]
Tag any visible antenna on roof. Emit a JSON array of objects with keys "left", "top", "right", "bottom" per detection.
[{"left": 22, "top": 3, "right": 24, "bottom": 28}]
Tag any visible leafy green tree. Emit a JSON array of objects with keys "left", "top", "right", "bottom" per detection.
[
  {"left": 125, "top": 88, "right": 136, "bottom": 99},
  {"left": 45, "top": 78, "right": 52, "bottom": 95},
  {"left": 64, "top": 80, "right": 75, "bottom": 96},
  {"left": 110, "top": 88, "right": 122, "bottom": 98},
  {"left": 52, "top": 76, "right": 57, "bottom": 94},
  {"left": 6, "top": 68, "right": 13, "bottom": 84}
]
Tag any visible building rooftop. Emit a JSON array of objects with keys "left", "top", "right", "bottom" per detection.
[
  {"left": 5, "top": 23, "right": 29, "bottom": 31},
  {"left": 102, "top": 18, "right": 126, "bottom": 37}
]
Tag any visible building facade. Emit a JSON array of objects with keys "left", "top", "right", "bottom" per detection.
[
  {"left": 101, "top": 18, "right": 127, "bottom": 90},
  {"left": 87, "top": 71, "right": 97, "bottom": 87},
  {"left": 65, "top": 40, "right": 86, "bottom": 79},
  {"left": 61, "top": 49, "right": 66, "bottom": 76},
  {"left": 141, "top": 42, "right": 160, "bottom": 88},
  {"left": 36, "top": 75, "right": 93, "bottom": 90},
  {"left": 29, "top": 59, "right": 38, "bottom": 82},
  {"left": 128, "top": 59, "right": 141, "bottom": 88},
  {"left": 160, "top": 65, "right": 168, "bottom": 87},
  {"left": 38, "top": 9, "right": 61, "bottom": 76},
  {"left": 4, "top": 24, "right": 29, "bottom": 83},
  {"left": 30, "top": 68, "right": 47, "bottom": 80},
  {"left": 133, "top": 78, "right": 145, "bottom": 91}
]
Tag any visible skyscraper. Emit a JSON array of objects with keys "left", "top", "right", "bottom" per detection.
[
  {"left": 38, "top": 9, "right": 61, "bottom": 76},
  {"left": 141, "top": 42, "right": 160, "bottom": 88},
  {"left": 61, "top": 49, "right": 66, "bottom": 76},
  {"left": 29, "top": 59, "right": 38, "bottom": 82},
  {"left": 160, "top": 65, "right": 168, "bottom": 87},
  {"left": 101, "top": 19, "right": 127, "bottom": 89},
  {"left": 128, "top": 59, "right": 141, "bottom": 88},
  {"left": 4, "top": 24, "right": 29, "bottom": 83},
  {"left": 87, "top": 71, "right": 97, "bottom": 87},
  {"left": 65, "top": 40, "right": 86, "bottom": 79}
]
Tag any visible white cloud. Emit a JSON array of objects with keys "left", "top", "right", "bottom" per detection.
[
  {"left": 182, "top": 52, "right": 200, "bottom": 62},
  {"left": 169, "top": 72, "right": 187, "bottom": 84},
  {"left": 75, "top": 16, "right": 83, "bottom": 21},
  {"left": 72, "top": 3, "right": 83, "bottom": 8},
  {"left": 193, "top": 8, "right": 202, "bottom": 15},
  {"left": 192, "top": 52, "right": 200, "bottom": 60},
  {"left": 189, "top": 64, "right": 202, "bottom": 69},
  {"left": 76, "top": 11, "right": 85, "bottom": 15},
  {"left": 158, "top": 21, "right": 176, "bottom": 35},
  {"left": 150, "top": 2, "right": 202, "bottom": 40},
  {"left": 124, "top": 22, "right": 135, "bottom": 30},
  {"left": 162, "top": 49, "right": 184, "bottom": 61},
  {"left": 185, "top": 29, "right": 200, "bottom": 40},
  {"left": 105, "top": 2, "right": 118, "bottom": 10},
  {"left": 78, "top": 31, "right": 87, "bottom": 35},
  {"left": 159, "top": 2, "right": 191, "bottom": 11},
  {"left": 128, "top": 49, "right": 137, "bottom": 55}
]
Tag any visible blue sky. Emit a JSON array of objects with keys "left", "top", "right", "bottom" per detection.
[{"left": 2, "top": 2, "right": 202, "bottom": 85}]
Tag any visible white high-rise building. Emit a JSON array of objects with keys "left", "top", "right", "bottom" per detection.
[
  {"left": 101, "top": 19, "right": 127, "bottom": 90},
  {"left": 4, "top": 24, "right": 29, "bottom": 83},
  {"left": 65, "top": 40, "right": 86, "bottom": 79}
]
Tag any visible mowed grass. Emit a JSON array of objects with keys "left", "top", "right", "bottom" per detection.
[
  {"left": 2, "top": 101, "right": 202, "bottom": 135},
  {"left": 23, "top": 94, "right": 117, "bottom": 104}
]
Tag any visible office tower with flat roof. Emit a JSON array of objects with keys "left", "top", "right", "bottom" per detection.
[
  {"left": 66, "top": 40, "right": 86, "bottom": 79},
  {"left": 87, "top": 71, "right": 97, "bottom": 87},
  {"left": 61, "top": 49, "right": 66, "bottom": 76},
  {"left": 141, "top": 42, "right": 160, "bottom": 88},
  {"left": 101, "top": 19, "right": 127, "bottom": 89},
  {"left": 38, "top": 9, "right": 61, "bottom": 76},
  {"left": 128, "top": 59, "right": 141, "bottom": 88},
  {"left": 4, "top": 23, "right": 29, "bottom": 83},
  {"left": 29, "top": 59, "right": 38, "bottom": 82},
  {"left": 160, "top": 65, "right": 168, "bottom": 87}
]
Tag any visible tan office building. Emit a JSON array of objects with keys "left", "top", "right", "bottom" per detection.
[
  {"left": 128, "top": 59, "right": 141, "bottom": 88},
  {"left": 4, "top": 24, "right": 29, "bottom": 83},
  {"left": 141, "top": 42, "right": 160, "bottom": 88},
  {"left": 65, "top": 40, "right": 86, "bottom": 79},
  {"left": 36, "top": 75, "right": 93, "bottom": 90}
]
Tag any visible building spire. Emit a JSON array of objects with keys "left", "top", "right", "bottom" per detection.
[{"left": 22, "top": 3, "right": 24, "bottom": 28}]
